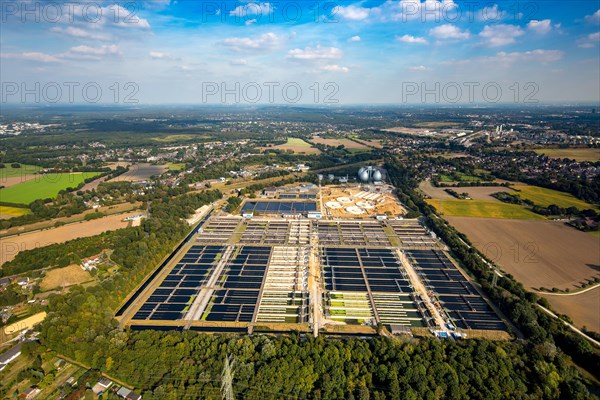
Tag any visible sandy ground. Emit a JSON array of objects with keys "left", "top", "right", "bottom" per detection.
[
  {"left": 40, "top": 264, "right": 92, "bottom": 291},
  {"left": 322, "top": 185, "right": 405, "bottom": 218},
  {"left": 3, "top": 312, "right": 46, "bottom": 335},
  {"left": 447, "top": 217, "right": 600, "bottom": 291},
  {"left": 419, "top": 180, "right": 514, "bottom": 201},
  {"left": 108, "top": 163, "right": 168, "bottom": 182},
  {"left": 0, "top": 202, "right": 140, "bottom": 237},
  {"left": 541, "top": 288, "right": 600, "bottom": 332},
  {"left": 1, "top": 213, "right": 131, "bottom": 265}
]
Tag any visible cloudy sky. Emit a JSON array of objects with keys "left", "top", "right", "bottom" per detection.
[{"left": 1, "top": 0, "right": 599, "bottom": 104}]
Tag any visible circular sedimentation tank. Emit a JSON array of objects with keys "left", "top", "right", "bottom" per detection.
[
  {"left": 325, "top": 201, "right": 343, "bottom": 209},
  {"left": 346, "top": 206, "right": 365, "bottom": 215}
]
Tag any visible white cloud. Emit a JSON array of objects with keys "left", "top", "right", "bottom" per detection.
[
  {"left": 97, "top": 4, "right": 151, "bottom": 30},
  {"left": 287, "top": 45, "right": 343, "bottom": 61},
  {"left": 445, "top": 49, "right": 563, "bottom": 66},
  {"left": 1, "top": 52, "right": 61, "bottom": 63},
  {"left": 50, "top": 27, "right": 109, "bottom": 41},
  {"left": 494, "top": 49, "right": 563, "bottom": 63},
  {"left": 348, "top": 35, "right": 361, "bottom": 42},
  {"left": 333, "top": 0, "right": 458, "bottom": 23},
  {"left": 333, "top": 5, "right": 370, "bottom": 21},
  {"left": 397, "top": 34, "right": 428, "bottom": 44},
  {"left": 320, "top": 64, "right": 349, "bottom": 73},
  {"left": 66, "top": 44, "right": 121, "bottom": 60},
  {"left": 527, "top": 19, "right": 552, "bottom": 35},
  {"left": 245, "top": 18, "right": 257, "bottom": 26},
  {"left": 149, "top": 51, "right": 171, "bottom": 60},
  {"left": 230, "top": 59, "right": 248, "bottom": 66},
  {"left": 577, "top": 32, "right": 600, "bottom": 48},
  {"left": 479, "top": 24, "right": 524, "bottom": 47},
  {"left": 221, "top": 32, "right": 283, "bottom": 52},
  {"left": 584, "top": 9, "right": 600, "bottom": 24},
  {"left": 229, "top": 2, "right": 273, "bottom": 18},
  {"left": 408, "top": 65, "right": 430, "bottom": 71},
  {"left": 479, "top": 4, "right": 505, "bottom": 22},
  {"left": 429, "top": 24, "right": 470, "bottom": 40}
]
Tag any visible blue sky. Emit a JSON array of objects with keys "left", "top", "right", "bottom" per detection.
[{"left": 1, "top": 0, "right": 599, "bottom": 104}]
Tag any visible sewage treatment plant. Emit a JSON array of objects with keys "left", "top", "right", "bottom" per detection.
[{"left": 116, "top": 182, "right": 510, "bottom": 339}]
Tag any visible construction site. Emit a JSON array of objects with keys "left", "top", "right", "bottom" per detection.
[
  {"left": 116, "top": 180, "right": 510, "bottom": 339},
  {"left": 321, "top": 184, "right": 406, "bottom": 219}
]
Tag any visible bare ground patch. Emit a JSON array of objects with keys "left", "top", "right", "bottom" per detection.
[
  {"left": 40, "top": 265, "right": 93, "bottom": 291},
  {"left": 541, "top": 288, "right": 600, "bottom": 333},
  {"left": 1, "top": 213, "right": 132, "bottom": 265},
  {"left": 310, "top": 137, "right": 369, "bottom": 150},
  {"left": 447, "top": 217, "right": 600, "bottom": 291},
  {"left": 419, "top": 180, "right": 514, "bottom": 201}
]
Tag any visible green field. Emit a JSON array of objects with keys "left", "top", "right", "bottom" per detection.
[
  {"left": 426, "top": 199, "right": 546, "bottom": 220},
  {"left": 512, "top": 184, "right": 599, "bottom": 210},
  {"left": 285, "top": 137, "right": 312, "bottom": 147},
  {"left": 534, "top": 148, "right": 600, "bottom": 162},
  {"left": 0, "top": 172, "right": 101, "bottom": 204},
  {"left": 0, "top": 164, "right": 42, "bottom": 179},
  {"left": 0, "top": 205, "right": 31, "bottom": 217},
  {"left": 439, "top": 172, "right": 484, "bottom": 183},
  {"left": 166, "top": 162, "right": 186, "bottom": 171}
]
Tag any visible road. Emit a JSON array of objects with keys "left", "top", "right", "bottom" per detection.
[
  {"left": 309, "top": 232, "right": 321, "bottom": 337},
  {"left": 535, "top": 283, "right": 600, "bottom": 296},
  {"left": 537, "top": 304, "right": 600, "bottom": 348}
]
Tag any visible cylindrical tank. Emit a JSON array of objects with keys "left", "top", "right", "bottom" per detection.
[
  {"left": 359, "top": 170, "right": 369, "bottom": 182},
  {"left": 373, "top": 170, "right": 382, "bottom": 181}
]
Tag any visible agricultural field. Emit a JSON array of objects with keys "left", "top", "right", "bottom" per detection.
[
  {"left": 0, "top": 172, "right": 101, "bottom": 204},
  {"left": 0, "top": 164, "right": 42, "bottom": 188},
  {"left": 78, "top": 175, "right": 110, "bottom": 192},
  {"left": 1, "top": 213, "right": 133, "bottom": 265},
  {"left": 540, "top": 288, "right": 600, "bottom": 333},
  {"left": 310, "top": 137, "right": 370, "bottom": 152},
  {"left": 534, "top": 148, "right": 600, "bottom": 162},
  {"left": 261, "top": 137, "right": 321, "bottom": 154},
  {"left": 426, "top": 199, "right": 545, "bottom": 219},
  {"left": 0, "top": 205, "right": 31, "bottom": 219},
  {"left": 166, "top": 162, "right": 186, "bottom": 171},
  {"left": 40, "top": 264, "right": 93, "bottom": 291},
  {"left": 438, "top": 172, "right": 485, "bottom": 183},
  {"left": 353, "top": 138, "right": 384, "bottom": 148},
  {"left": 0, "top": 202, "right": 141, "bottom": 237},
  {"left": 447, "top": 217, "right": 600, "bottom": 293},
  {"left": 108, "top": 163, "right": 168, "bottom": 182},
  {"left": 511, "top": 184, "right": 599, "bottom": 210},
  {"left": 152, "top": 134, "right": 210, "bottom": 142},
  {"left": 419, "top": 181, "right": 514, "bottom": 201}
]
